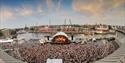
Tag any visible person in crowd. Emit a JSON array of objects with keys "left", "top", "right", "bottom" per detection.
[{"left": 11, "top": 39, "right": 119, "bottom": 63}]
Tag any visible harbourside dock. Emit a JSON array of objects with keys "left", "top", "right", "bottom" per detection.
[
  {"left": 94, "top": 31, "right": 125, "bottom": 63},
  {"left": 0, "top": 48, "right": 26, "bottom": 63}
]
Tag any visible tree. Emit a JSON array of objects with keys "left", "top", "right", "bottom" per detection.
[
  {"left": 0, "top": 30, "right": 4, "bottom": 37},
  {"left": 10, "top": 30, "right": 16, "bottom": 35},
  {"left": 30, "top": 27, "right": 35, "bottom": 31}
]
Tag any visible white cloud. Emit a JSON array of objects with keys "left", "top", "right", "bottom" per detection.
[
  {"left": 0, "top": 7, "right": 14, "bottom": 21},
  {"left": 16, "top": 5, "right": 33, "bottom": 16},
  {"left": 72, "top": 0, "right": 125, "bottom": 16},
  {"left": 46, "top": 0, "right": 53, "bottom": 12},
  {"left": 37, "top": 5, "right": 43, "bottom": 13}
]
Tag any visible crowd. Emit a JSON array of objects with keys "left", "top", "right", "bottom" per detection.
[
  {"left": 12, "top": 39, "right": 119, "bottom": 63},
  {"left": 0, "top": 42, "right": 13, "bottom": 49}
]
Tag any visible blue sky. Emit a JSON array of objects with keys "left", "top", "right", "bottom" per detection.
[{"left": 0, "top": 0, "right": 125, "bottom": 28}]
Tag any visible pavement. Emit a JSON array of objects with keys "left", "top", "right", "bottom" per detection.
[
  {"left": 0, "top": 59, "right": 5, "bottom": 63},
  {"left": 94, "top": 32, "right": 125, "bottom": 63},
  {"left": 0, "top": 48, "right": 26, "bottom": 63}
]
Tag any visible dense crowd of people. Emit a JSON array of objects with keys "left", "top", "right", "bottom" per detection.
[{"left": 10, "top": 39, "right": 119, "bottom": 63}]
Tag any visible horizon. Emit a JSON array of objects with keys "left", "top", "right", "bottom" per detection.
[{"left": 0, "top": 0, "right": 125, "bottom": 28}]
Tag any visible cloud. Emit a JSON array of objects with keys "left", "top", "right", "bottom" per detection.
[
  {"left": 72, "top": 0, "right": 125, "bottom": 16},
  {"left": 17, "top": 5, "right": 33, "bottom": 16},
  {"left": 0, "top": 7, "right": 14, "bottom": 21},
  {"left": 37, "top": 5, "right": 43, "bottom": 13},
  {"left": 36, "top": 4, "right": 49, "bottom": 16},
  {"left": 46, "top": 0, "right": 53, "bottom": 12},
  {"left": 46, "top": 0, "right": 63, "bottom": 14},
  {"left": 56, "top": 0, "right": 62, "bottom": 14},
  {"left": 0, "top": 5, "right": 35, "bottom": 21},
  {"left": 112, "top": 0, "right": 125, "bottom": 8}
]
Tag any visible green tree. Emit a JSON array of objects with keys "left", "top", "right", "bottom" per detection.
[
  {"left": 10, "top": 30, "right": 16, "bottom": 35},
  {"left": 0, "top": 31, "right": 4, "bottom": 37}
]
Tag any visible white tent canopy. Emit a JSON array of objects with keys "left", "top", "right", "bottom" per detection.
[{"left": 52, "top": 32, "right": 69, "bottom": 40}]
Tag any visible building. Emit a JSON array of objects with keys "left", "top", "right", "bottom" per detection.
[{"left": 95, "top": 25, "right": 109, "bottom": 34}]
